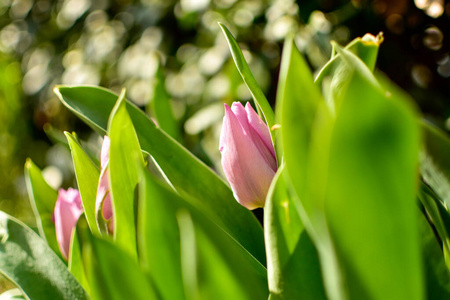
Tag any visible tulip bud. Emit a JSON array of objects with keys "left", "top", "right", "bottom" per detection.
[
  {"left": 53, "top": 188, "right": 83, "bottom": 260},
  {"left": 96, "top": 136, "right": 114, "bottom": 234},
  {"left": 219, "top": 102, "right": 277, "bottom": 210}
]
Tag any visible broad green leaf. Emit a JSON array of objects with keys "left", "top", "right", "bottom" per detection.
[
  {"left": 24, "top": 159, "right": 61, "bottom": 258},
  {"left": 138, "top": 165, "right": 268, "bottom": 300},
  {"left": 264, "top": 166, "right": 326, "bottom": 299},
  {"left": 68, "top": 226, "right": 90, "bottom": 295},
  {"left": 137, "top": 166, "right": 185, "bottom": 300},
  {"left": 76, "top": 218, "right": 158, "bottom": 300},
  {"left": 0, "top": 212, "right": 87, "bottom": 299},
  {"left": 218, "top": 23, "right": 275, "bottom": 142},
  {"left": 178, "top": 211, "right": 268, "bottom": 300},
  {"left": 65, "top": 132, "right": 101, "bottom": 236},
  {"left": 324, "top": 68, "right": 423, "bottom": 299},
  {"left": 278, "top": 38, "right": 341, "bottom": 299},
  {"left": 148, "top": 66, "right": 181, "bottom": 141},
  {"left": 54, "top": 85, "right": 265, "bottom": 265},
  {"left": 277, "top": 36, "right": 323, "bottom": 189},
  {"left": 107, "top": 89, "right": 144, "bottom": 259},
  {"left": 420, "top": 121, "right": 450, "bottom": 208}
]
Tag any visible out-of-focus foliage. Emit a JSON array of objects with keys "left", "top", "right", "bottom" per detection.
[{"left": 0, "top": 0, "right": 448, "bottom": 228}]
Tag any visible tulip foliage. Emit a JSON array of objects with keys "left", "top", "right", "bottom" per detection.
[{"left": 1, "top": 24, "right": 450, "bottom": 300}]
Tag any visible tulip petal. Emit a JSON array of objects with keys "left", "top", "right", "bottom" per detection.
[
  {"left": 220, "top": 104, "right": 276, "bottom": 209},
  {"left": 100, "top": 136, "right": 110, "bottom": 169},
  {"left": 245, "top": 102, "right": 276, "bottom": 163},
  {"left": 53, "top": 188, "right": 83, "bottom": 260}
]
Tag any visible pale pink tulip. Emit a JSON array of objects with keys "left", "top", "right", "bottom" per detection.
[
  {"left": 219, "top": 102, "right": 277, "bottom": 209},
  {"left": 96, "top": 136, "right": 113, "bottom": 233},
  {"left": 53, "top": 188, "right": 83, "bottom": 260}
]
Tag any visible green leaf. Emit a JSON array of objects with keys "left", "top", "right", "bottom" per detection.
[
  {"left": 324, "top": 68, "right": 423, "bottom": 299},
  {"left": 107, "top": 89, "right": 145, "bottom": 259},
  {"left": 264, "top": 166, "right": 326, "bottom": 299},
  {"left": 148, "top": 66, "right": 181, "bottom": 142},
  {"left": 177, "top": 210, "right": 268, "bottom": 300},
  {"left": 315, "top": 35, "right": 382, "bottom": 114},
  {"left": 54, "top": 85, "right": 265, "bottom": 266},
  {"left": 420, "top": 121, "right": 450, "bottom": 208},
  {"left": 138, "top": 164, "right": 268, "bottom": 300},
  {"left": 418, "top": 208, "right": 450, "bottom": 299},
  {"left": 65, "top": 132, "right": 101, "bottom": 236},
  {"left": 24, "top": 159, "right": 61, "bottom": 258},
  {"left": 68, "top": 226, "right": 90, "bottom": 295},
  {"left": 315, "top": 33, "right": 383, "bottom": 85},
  {"left": 277, "top": 36, "right": 323, "bottom": 189},
  {"left": 278, "top": 38, "right": 341, "bottom": 299},
  {"left": 419, "top": 183, "right": 450, "bottom": 269},
  {"left": 76, "top": 218, "right": 158, "bottom": 300},
  {"left": 137, "top": 166, "right": 185, "bottom": 300},
  {"left": 0, "top": 212, "right": 87, "bottom": 299},
  {"left": 218, "top": 23, "right": 275, "bottom": 142}
]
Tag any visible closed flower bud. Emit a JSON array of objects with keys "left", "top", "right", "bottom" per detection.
[
  {"left": 96, "top": 135, "right": 114, "bottom": 234},
  {"left": 53, "top": 188, "right": 83, "bottom": 260},
  {"left": 219, "top": 102, "right": 277, "bottom": 210}
]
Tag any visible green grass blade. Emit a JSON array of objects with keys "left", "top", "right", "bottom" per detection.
[
  {"left": 65, "top": 132, "right": 101, "bottom": 236},
  {"left": 218, "top": 23, "right": 275, "bottom": 139},
  {"left": 107, "top": 89, "right": 145, "bottom": 259},
  {"left": 0, "top": 212, "right": 87, "bottom": 299},
  {"left": 24, "top": 159, "right": 61, "bottom": 258}
]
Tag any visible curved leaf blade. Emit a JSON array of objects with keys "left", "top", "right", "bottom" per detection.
[
  {"left": 0, "top": 212, "right": 87, "bottom": 299},
  {"left": 65, "top": 132, "right": 101, "bottom": 236},
  {"left": 24, "top": 159, "right": 60, "bottom": 258},
  {"left": 218, "top": 23, "right": 275, "bottom": 140},
  {"left": 108, "top": 89, "right": 145, "bottom": 259}
]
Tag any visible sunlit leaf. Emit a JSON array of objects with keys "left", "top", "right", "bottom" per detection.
[
  {"left": 323, "top": 67, "right": 423, "bottom": 299},
  {"left": 0, "top": 212, "right": 87, "bottom": 299},
  {"left": 54, "top": 85, "right": 265, "bottom": 266},
  {"left": 107, "top": 89, "right": 145, "bottom": 259},
  {"left": 24, "top": 159, "right": 60, "bottom": 258},
  {"left": 65, "top": 132, "right": 101, "bottom": 236},
  {"left": 77, "top": 218, "right": 158, "bottom": 300},
  {"left": 178, "top": 211, "right": 268, "bottom": 300},
  {"left": 218, "top": 23, "right": 275, "bottom": 143},
  {"left": 68, "top": 226, "right": 90, "bottom": 294},
  {"left": 264, "top": 166, "right": 326, "bottom": 299}
]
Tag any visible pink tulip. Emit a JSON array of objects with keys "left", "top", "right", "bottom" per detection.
[
  {"left": 96, "top": 136, "right": 113, "bottom": 233},
  {"left": 219, "top": 102, "right": 277, "bottom": 210},
  {"left": 53, "top": 188, "right": 83, "bottom": 260}
]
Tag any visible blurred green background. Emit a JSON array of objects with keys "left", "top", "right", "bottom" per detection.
[{"left": 0, "top": 0, "right": 448, "bottom": 233}]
